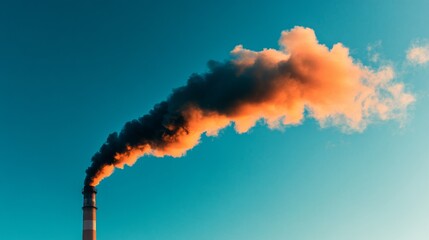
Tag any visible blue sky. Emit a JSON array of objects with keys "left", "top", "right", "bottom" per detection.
[{"left": 0, "top": 0, "right": 428, "bottom": 239}]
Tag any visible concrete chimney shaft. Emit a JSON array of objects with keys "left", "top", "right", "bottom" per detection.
[{"left": 82, "top": 186, "right": 97, "bottom": 240}]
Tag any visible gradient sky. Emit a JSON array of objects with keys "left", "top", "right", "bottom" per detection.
[{"left": 1, "top": 0, "right": 428, "bottom": 239}]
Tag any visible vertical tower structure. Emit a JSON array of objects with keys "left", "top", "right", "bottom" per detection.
[{"left": 82, "top": 186, "right": 97, "bottom": 240}]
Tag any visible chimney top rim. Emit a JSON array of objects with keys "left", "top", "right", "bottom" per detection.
[{"left": 82, "top": 185, "right": 97, "bottom": 194}]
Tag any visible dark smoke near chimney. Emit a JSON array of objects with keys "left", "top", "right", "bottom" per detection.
[{"left": 84, "top": 26, "right": 414, "bottom": 187}]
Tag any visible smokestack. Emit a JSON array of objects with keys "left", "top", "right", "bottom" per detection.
[{"left": 82, "top": 186, "right": 97, "bottom": 240}]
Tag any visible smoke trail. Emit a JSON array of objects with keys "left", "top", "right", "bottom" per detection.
[{"left": 84, "top": 26, "right": 414, "bottom": 186}]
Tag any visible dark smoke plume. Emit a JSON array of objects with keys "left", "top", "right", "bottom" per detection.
[{"left": 85, "top": 27, "right": 414, "bottom": 186}]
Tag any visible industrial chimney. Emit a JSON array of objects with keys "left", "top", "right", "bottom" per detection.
[{"left": 82, "top": 186, "right": 97, "bottom": 240}]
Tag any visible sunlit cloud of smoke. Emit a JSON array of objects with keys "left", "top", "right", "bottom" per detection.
[
  {"left": 85, "top": 26, "right": 415, "bottom": 187},
  {"left": 407, "top": 42, "right": 429, "bottom": 64}
]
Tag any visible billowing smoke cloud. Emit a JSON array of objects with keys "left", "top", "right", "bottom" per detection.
[
  {"left": 85, "top": 27, "right": 414, "bottom": 186},
  {"left": 407, "top": 42, "right": 429, "bottom": 64}
]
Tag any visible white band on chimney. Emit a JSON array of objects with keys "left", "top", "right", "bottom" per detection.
[{"left": 83, "top": 220, "right": 96, "bottom": 230}]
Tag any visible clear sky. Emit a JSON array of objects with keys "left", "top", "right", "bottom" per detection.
[{"left": 0, "top": 0, "right": 428, "bottom": 239}]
